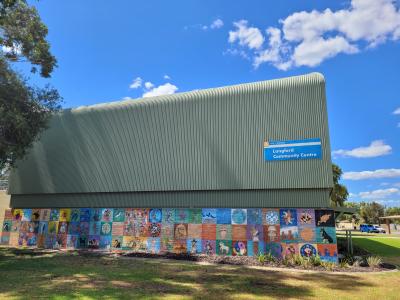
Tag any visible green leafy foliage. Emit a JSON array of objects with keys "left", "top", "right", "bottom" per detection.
[
  {"left": 330, "top": 163, "right": 349, "bottom": 207},
  {"left": 0, "top": 0, "right": 61, "bottom": 170}
]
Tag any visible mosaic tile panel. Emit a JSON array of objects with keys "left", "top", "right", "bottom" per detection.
[{"left": 0, "top": 208, "right": 338, "bottom": 263}]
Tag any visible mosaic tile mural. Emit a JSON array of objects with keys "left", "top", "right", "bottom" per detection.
[{"left": 0, "top": 208, "right": 338, "bottom": 262}]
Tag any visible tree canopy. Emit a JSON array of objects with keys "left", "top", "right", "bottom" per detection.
[
  {"left": 0, "top": 0, "right": 61, "bottom": 170},
  {"left": 330, "top": 163, "right": 349, "bottom": 207}
]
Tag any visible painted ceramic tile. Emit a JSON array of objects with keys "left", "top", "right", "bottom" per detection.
[
  {"left": 148, "top": 223, "right": 161, "bottom": 237},
  {"left": 49, "top": 209, "right": 60, "bottom": 221},
  {"left": 232, "top": 241, "right": 247, "bottom": 256},
  {"left": 316, "top": 227, "right": 336, "bottom": 244},
  {"left": 231, "top": 209, "right": 247, "bottom": 225},
  {"left": 45, "top": 234, "right": 57, "bottom": 248},
  {"left": 19, "top": 221, "right": 29, "bottom": 233},
  {"left": 147, "top": 237, "right": 161, "bottom": 254},
  {"left": 264, "top": 225, "right": 280, "bottom": 242},
  {"left": 31, "top": 209, "right": 41, "bottom": 221},
  {"left": 216, "top": 224, "right": 232, "bottom": 240},
  {"left": 202, "top": 209, "right": 217, "bottom": 224},
  {"left": 281, "top": 243, "right": 299, "bottom": 258},
  {"left": 133, "top": 209, "right": 149, "bottom": 225},
  {"left": 188, "top": 209, "right": 202, "bottom": 224},
  {"left": 2, "top": 220, "right": 11, "bottom": 232},
  {"left": 78, "top": 235, "right": 88, "bottom": 248},
  {"left": 265, "top": 242, "right": 282, "bottom": 258},
  {"left": 202, "top": 240, "right": 216, "bottom": 255},
  {"left": 299, "top": 243, "right": 317, "bottom": 257},
  {"left": 297, "top": 209, "right": 315, "bottom": 227},
  {"left": 37, "top": 234, "right": 46, "bottom": 248},
  {"left": 79, "top": 222, "right": 90, "bottom": 235},
  {"left": 58, "top": 222, "right": 69, "bottom": 235},
  {"left": 315, "top": 210, "right": 335, "bottom": 227},
  {"left": 280, "top": 226, "right": 299, "bottom": 243},
  {"left": 22, "top": 209, "right": 32, "bottom": 221},
  {"left": 39, "top": 209, "right": 50, "bottom": 221},
  {"left": 9, "top": 232, "right": 19, "bottom": 247},
  {"left": 89, "top": 222, "right": 101, "bottom": 235},
  {"left": 11, "top": 220, "right": 20, "bottom": 232},
  {"left": 299, "top": 227, "right": 316, "bottom": 243},
  {"left": 38, "top": 221, "right": 48, "bottom": 234},
  {"left": 111, "top": 236, "right": 123, "bottom": 249},
  {"left": 161, "top": 223, "right": 174, "bottom": 238},
  {"left": 90, "top": 209, "right": 102, "bottom": 222},
  {"left": 12, "top": 209, "right": 23, "bottom": 221},
  {"left": 232, "top": 225, "right": 247, "bottom": 240},
  {"left": 175, "top": 209, "right": 189, "bottom": 223},
  {"left": 263, "top": 209, "right": 279, "bottom": 225},
  {"left": 4, "top": 209, "right": 12, "bottom": 220},
  {"left": 162, "top": 208, "right": 175, "bottom": 224},
  {"left": 100, "top": 222, "right": 112, "bottom": 235},
  {"left": 280, "top": 209, "right": 297, "bottom": 227},
  {"left": 247, "top": 241, "right": 265, "bottom": 256},
  {"left": 70, "top": 209, "right": 81, "bottom": 222},
  {"left": 80, "top": 209, "right": 91, "bottom": 222},
  {"left": 68, "top": 222, "right": 80, "bottom": 235},
  {"left": 101, "top": 208, "right": 113, "bottom": 222},
  {"left": 149, "top": 209, "right": 162, "bottom": 223},
  {"left": 113, "top": 209, "right": 125, "bottom": 222},
  {"left": 216, "top": 209, "right": 231, "bottom": 224},
  {"left": 67, "top": 235, "right": 79, "bottom": 249},
  {"left": 0, "top": 233, "right": 10, "bottom": 245},
  {"left": 187, "top": 224, "right": 202, "bottom": 239},
  {"left": 216, "top": 240, "right": 232, "bottom": 256},
  {"left": 160, "top": 237, "right": 174, "bottom": 253},
  {"left": 173, "top": 239, "right": 187, "bottom": 254},
  {"left": 201, "top": 224, "right": 216, "bottom": 240},
  {"left": 111, "top": 222, "right": 124, "bottom": 236},
  {"left": 247, "top": 224, "right": 263, "bottom": 242},
  {"left": 317, "top": 244, "right": 338, "bottom": 261},
  {"left": 187, "top": 238, "right": 202, "bottom": 254},
  {"left": 88, "top": 235, "right": 100, "bottom": 249},
  {"left": 27, "top": 233, "right": 37, "bottom": 246},
  {"left": 174, "top": 223, "right": 188, "bottom": 239},
  {"left": 48, "top": 221, "right": 59, "bottom": 234},
  {"left": 59, "top": 209, "right": 71, "bottom": 222},
  {"left": 247, "top": 209, "right": 262, "bottom": 225},
  {"left": 56, "top": 234, "right": 67, "bottom": 248},
  {"left": 100, "top": 235, "right": 112, "bottom": 249}
]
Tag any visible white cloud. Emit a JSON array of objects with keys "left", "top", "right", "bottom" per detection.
[
  {"left": 394, "top": 107, "right": 400, "bottom": 114},
  {"left": 1, "top": 44, "right": 22, "bottom": 55},
  {"left": 375, "top": 199, "right": 400, "bottom": 207},
  {"left": 144, "top": 82, "right": 154, "bottom": 89},
  {"left": 228, "top": 0, "right": 400, "bottom": 69},
  {"left": 333, "top": 140, "right": 392, "bottom": 158},
  {"left": 122, "top": 96, "right": 133, "bottom": 100},
  {"left": 210, "top": 18, "right": 224, "bottom": 29},
  {"left": 163, "top": 74, "right": 171, "bottom": 80},
  {"left": 129, "top": 77, "right": 142, "bottom": 89},
  {"left": 343, "top": 168, "right": 400, "bottom": 180},
  {"left": 228, "top": 20, "right": 264, "bottom": 50},
  {"left": 358, "top": 188, "right": 400, "bottom": 199},
  {"left": 142, "top": 83, "right": 178, "bottom": 98}
]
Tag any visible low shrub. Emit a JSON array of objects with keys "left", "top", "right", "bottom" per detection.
[{"left": 366, "top": 256, "right": 382, "bottom": 268}]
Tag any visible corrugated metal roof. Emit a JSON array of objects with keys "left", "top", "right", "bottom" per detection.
[{"left": 9, "top": 72, "right": 333, "bottom": 195}]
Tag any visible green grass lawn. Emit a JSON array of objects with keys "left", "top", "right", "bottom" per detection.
[
  {"left": 0, "top": 247, "right": 399, "bottom": 300},
  {"left": 350, "top": 235, "right": 400, "bottom": 266}
]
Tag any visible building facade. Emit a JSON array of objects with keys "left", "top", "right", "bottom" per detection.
[{"left": 0, "top": 73, "right": 338, "bottom": 262}]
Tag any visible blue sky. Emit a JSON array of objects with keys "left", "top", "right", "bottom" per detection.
[{"left": 14, "top": 0, "right": 400, "bottom": 206}]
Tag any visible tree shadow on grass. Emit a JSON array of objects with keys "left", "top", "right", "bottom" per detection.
[{"left": 0, "top": 247, "right": 375, "bottom": 299}]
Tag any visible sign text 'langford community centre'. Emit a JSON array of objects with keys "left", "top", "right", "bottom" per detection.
[{"left": 264, "top": 138, "right": 322, "bottom": 161}]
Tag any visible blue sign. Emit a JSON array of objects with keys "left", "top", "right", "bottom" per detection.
[{"left": 264, "top": 138, "right": 322, "bottom": 161}]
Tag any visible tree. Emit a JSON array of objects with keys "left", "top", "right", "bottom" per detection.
[
  {"left": 0, "top": 0, "right": 61, "bottom": 170},
  {"left": 360, "top": 202, "right": 384, "bottom": 224},
  {"left": 385, "top": 207, "right": 400, "bottom": 225},
  {"left": 330, "top": 163, "right": 349, "bottom": 207}
]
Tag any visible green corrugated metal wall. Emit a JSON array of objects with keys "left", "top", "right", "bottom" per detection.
[
  {"left": 9, "top": 73, "right": 333, "bottom": 208},
  {"left": 10, "top": 189, "right": 330, "bottom": 208}
]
